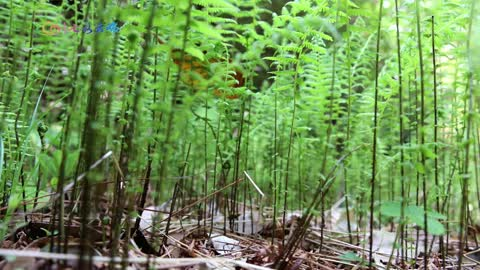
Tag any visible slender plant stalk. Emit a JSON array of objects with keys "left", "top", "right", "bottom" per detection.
[
  {"left": 156, "top": 0, "right": 192, "bottom": 197},
  {"left": 56, "top": 1, "right": 93, "bottom": 255},
  {"left": 393, "top": 0, "right": 407, "bottom": 262},
  {"left": 272, "top": 90, "right": 278, "bottom": 244},
  {"left": 343, "top": 0, "right": 353, "bottom": 242},
  {"left": 476, "top": 128, "right": 480, "bottom": 225},
  {"left": 79, "top": 0, "right": 108, "bottom": 267},
  {"left": 231, "top": 99, "right": 246, "bottom": 232},
  {"left": 319, "top": 0, "right": 340, "bottom": 251},
  {"left": 274, "top": 146, "right": 363, "bottom": 270},
  {"left": 242, "top": 97, "right": 252, "bottom": 233},
  {"left": 0, "top": 1, "right": 18, "bottom": 208},
  {"left": 151, "top": 0, "right": 193, "bottom": 248},
  {"left": 414, "top": 71, "right": 421, "bottom": 259},
  {"left": 457, "top": 0, "right": 475, "bottom": 267},
  {"left": 204, "top": 99, "right": 208, "bottom": 232},
  {"left": 117, "top": 2, "right": 157, "bottom": 265},
  {"left": 282, "top": 47, "right": 303, "bottom": 246},
  {"left": 414, "top": 1, "right": 429, "bottom": 266},
  {"left": 34, "top": 124, "right": 46, "bottom": 209},
  {"left": 210, "top": 112, "right": 221, "bottom": 237},
  {"left": 369, "top": 0, "right": 383, "bottom": 268},
  {"left": 109, "top": 48, "right": 135, "bottom": 266},
  {"left": 430, "top": 15, "right": 446, "bottom": 264},
  {"left": 14, "top": 6, "right": 36, "bottom": 223},
  {"left": 133, "top": 27, "right": 160, "bottom": 232}
]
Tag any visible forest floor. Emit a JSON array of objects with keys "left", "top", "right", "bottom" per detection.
[{"left": 1, "top": 196, "right": 479, "bottom": 270}]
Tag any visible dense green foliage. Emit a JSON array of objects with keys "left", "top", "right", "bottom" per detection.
[{"left": 0, "top": 0, "right": 478, "bottom": 267}]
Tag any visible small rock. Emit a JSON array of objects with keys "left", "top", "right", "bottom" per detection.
[{"left": 210, "top": 234, "right": 241, "bottom": 255}]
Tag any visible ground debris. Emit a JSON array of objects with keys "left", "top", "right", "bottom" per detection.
[{"left": 1, "top": 199, "right": 478, "bottom": 270}]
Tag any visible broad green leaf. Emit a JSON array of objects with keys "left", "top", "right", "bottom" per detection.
[
  {"left": 427, "top": 218, "right": 446, "bottom": 235},
  {"left": 406, "top": 205, "right": 425, "bottom": 226},
  {"left": 380, "top": 201, "right": 401, "bottom": 217},
  {"left": 380, "top": 201, "right": 446, "bottom": 236},
  {"left": 427, "top": 210, "right": 447, "bottom": 220}
]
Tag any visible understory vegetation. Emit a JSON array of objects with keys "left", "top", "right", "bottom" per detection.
[{"left": 0, "top": 0, "right": 479, "bottom": 269}]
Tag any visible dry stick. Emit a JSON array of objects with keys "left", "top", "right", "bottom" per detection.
[
  {"left": 244, "top": 171, "right": 264, "bottom": 198},
  {"left": 457, "top": 1, "right": 476, "bottom": 268},
  {"left": 0, "top": 249, "right": 271, "bottom": 270},
  {"left": 369, "top": 0, "right": 383, "bottom": 268}
]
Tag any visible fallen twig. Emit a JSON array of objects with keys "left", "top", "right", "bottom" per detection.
[{"left": 0, "top": 248, "right": 271, "bottom": 270}]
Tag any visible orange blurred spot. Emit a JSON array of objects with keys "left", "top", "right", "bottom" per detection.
[
  {"left": 213, "top": 89, "right": 240, "bottom": 99},
  {"left": 159, "top": 37, "right": 244, "bottom": 99}
]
